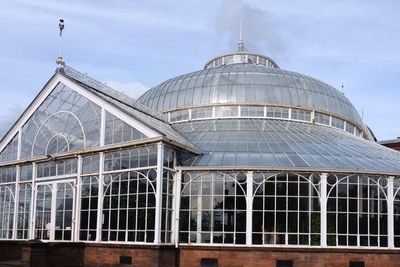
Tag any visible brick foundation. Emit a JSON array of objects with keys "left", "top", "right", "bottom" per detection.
[
  {"left": 179, "top": 246, "right": 400, "bottom": 267},
  {"left": 1, "top": 241, "right": 400, "bottom": 267}
]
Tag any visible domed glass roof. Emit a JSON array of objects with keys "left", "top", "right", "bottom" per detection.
[{"left": 138, "top": 61, "right": 363, "bottom": 127}]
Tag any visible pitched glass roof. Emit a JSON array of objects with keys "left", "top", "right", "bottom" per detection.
[
  {"left": 61, "top": 66, "right": 198, "bottom": 152},
  {"left": 173, "top": 119, "right": 400, "bottom": 173}
]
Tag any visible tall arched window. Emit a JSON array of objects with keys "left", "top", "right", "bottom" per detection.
[
  {"left": 102, "top": 170, "right": 156, "bottom": 243},
  {"left": 180, "top": 172, "right": 247, "bottom": 244},
  {"left": 252, "top": 173, "right": 321, "bottom": 245},
  {"left": 327, "top": 175, "right": 388, "bottom": 247},
  {"left": 0, "top": 185, "right": 15, "bottom": 239}
]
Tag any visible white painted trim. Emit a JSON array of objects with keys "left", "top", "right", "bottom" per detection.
[
  {"left": 320, "top": 173, "right": 327, "bottom": 247},
  {"left": 173, "top": 170, "right": 182, "bottom": 247},
  {"left": 73, "top": 156, "right": 82, "bottom": 242},
  {"left": 50, "top": 182, "right": 57, "bottom": 241},
  {"left": 388, "top": 176, "right": 394, "bottom": 249},
  {"left": 29, "top": 163, "right": 37, "bottom": 240},
  {"left": 100, "top": 108, "right": 106, "bottom": 147},
  {"left": 95, "top": 152, "right": 105, "bottom": 242},
  {"left": 246, "top": 171, "right": 253, "bottom": 246},
  {"left": 12, "top": 166, "right": 20, "bottom": 240},
  {"left": 154, "top": 142, "right": 164, "bottom": 244},
  {"left": 17, "top": 130, "right": 22, "bottom": 161}
]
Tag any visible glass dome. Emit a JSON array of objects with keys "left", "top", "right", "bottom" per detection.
[{"left": 138, "top": 56, "right": 365, "bottom": 131}]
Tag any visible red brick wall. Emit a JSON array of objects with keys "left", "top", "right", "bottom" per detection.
[
  {"left": 382, "top": 143, "right": 400, "bottom": 152},
  {"left": 4, "top": 241, "right": 400, "bottom": 267},
  {"left": 0, "top": 240, "right": 21, "bottom": 261},
  {"left": 84, "top": 244, "right": 176, "bottom": 267},
  {"left": 179, "top": 246, "right": 400, "bottom": 267}
]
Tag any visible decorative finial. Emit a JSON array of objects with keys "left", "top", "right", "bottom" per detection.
[
  {"left": 56, "top": 19, "right": 65, "bottom": 69},
  {"left": 238, "top": 20, "right": 244, "bottom": 52}
]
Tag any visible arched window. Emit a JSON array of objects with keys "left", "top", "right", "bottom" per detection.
[
  {"left": 0, "top": 185, "right": 15, "bottom": 239},
  {"left": 55, "top": 182, "right": 74, "bottom": 240},
  {"left": 252, "top": 173, "right": 321, "bottom": 245},
  {"left": 327, "top": 175, "right": 388, "bottom": 247},
  {"left": 20, "top": 83, "right": 101, "bottom": 159},
  {"left": 102, "top": 170, "right": 156, "bottom": 243},
  {"left": 180, "top": 172, "right": 247, "bottom": 244}
]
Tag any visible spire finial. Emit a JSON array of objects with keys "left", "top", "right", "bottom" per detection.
[
  {"left": 238, "top": 20, "right": 244, "bottom": 52},
  {"left": 56, "top": 19, "right": 65, "bottom": 69}
]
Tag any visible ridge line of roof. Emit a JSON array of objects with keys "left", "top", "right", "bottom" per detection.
[{"left": 61, "top": 65, "right": 168, "bottom": 123}]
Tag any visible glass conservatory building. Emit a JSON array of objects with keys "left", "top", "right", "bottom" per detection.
[{"left": 1, "top": 48, "right": 400, "bottom": 267}]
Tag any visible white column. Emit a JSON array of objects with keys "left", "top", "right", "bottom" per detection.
[
  {"left": 246, "top": 171, "right": 253, "bottom": 246},
  {"left": 311, "top": 110, "right": 315, "bottom": 123},
  {"left": 154, "top": 142, "right": 165, "bottom": 244},
  {"left": 29, "top": 163, "right": 37, "bottom": 240},
  {"left": 73, "top": 156, "right": 82, "bottom": 242},
  {"left": 95, "top": 152, "right": 105, "bottom": 242},
  {"left": 388, "top": 176, "right": 394, "bottom": 249},
  {"left": 100, "top": 108, "right": 106, "bottom": 146},
  {"left": 16, "top": 130, "right": 22, "bottom": 160},
  {"left": 172, "top": 170, "right": 182, "bottom": 247},
  {"left": 320, "top": 173, "right": 328, "bottom": 247},
  {"left": 12, "top": 165, "right": 20, "bottom": 240},
  {"left": 50, "top": 182, "right": 57, "bottom": 241}
]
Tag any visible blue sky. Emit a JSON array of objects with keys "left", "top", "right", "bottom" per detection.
[{"left": 0, "top": 0, "right": 399, "bottom": 140}]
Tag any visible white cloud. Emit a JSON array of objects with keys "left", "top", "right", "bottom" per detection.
[{"left": 104, "top": 80, "right": 149, "bottom": 100}]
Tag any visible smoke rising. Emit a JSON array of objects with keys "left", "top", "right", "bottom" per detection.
[{"left": 215, "top": 0, "right": 286, "bottom": 56}]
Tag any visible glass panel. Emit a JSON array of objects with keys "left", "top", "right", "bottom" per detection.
[
  {"left": 314, "top": 112, "right": 330, "bottom": 126},
  {"left": 291, "top": 108, "right": 311, "bottom": 122},
  {"left": 21, "top": 83, "right": 101, "bottom": 159},
  {"left": 191, "top": 107, "right": 213, "bottom": 120},
  {"left": 102, "top": 170, "right": 156, "bottom": 243},
  {"left": 331, "top": 116, "right": 345, "bottom": 129},
  {"left": 214, "top": 106, "right": 238, "bottom": 118},
  {"left": 55, "top": 182, "right": 74, "bottom": 241},
  {"left": 0, "top": 185, "right": 15, "bottom": 239},
  {"left": 37, "top": 158, "right": 77, "bottom": 178},
  {"left": 80, "top": 176, "right": 98, "bottom": 241},
  {"left": 169, "top": 110, "right": 189, "bottom": 122},
  {"left": 35, "top": 184, "right": 52, "bottom": 240},
  {"left": 240, "top": 106, "right": 264, "bottom": 117},
  {"left": 0, "top": 167, "right": 16, "bottom": 183},
  {"left": 104, "top": 146, "right": 157, "bottom": 172},
  {"left": 252, "top": 173, "right": 320, "bottom": 245},
  {"left": 327, "top": 175, "right": 388, "bottom": 247},
  {"left": 105, "top": 111, "right": 146, "bottom": 144},
  {"left": 16, "top": 183, "right": 32, "bottom": 239},
  {"left": 0, "top": 134, "right": 18, "bottom": 163},
  {"left": 180, "top": 172, "right": 246, "bottom": 245}
]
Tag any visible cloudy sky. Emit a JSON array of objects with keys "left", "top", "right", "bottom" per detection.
[{"left": 0, "top": 0, "right": 399, "bottom": 140}]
